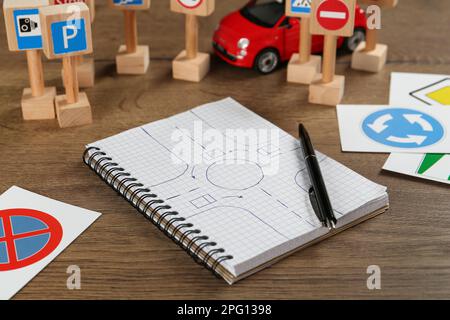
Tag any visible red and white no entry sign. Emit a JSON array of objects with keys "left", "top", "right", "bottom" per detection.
[{"left": 316, "top": 0, "right": 349, "bottom": 31}]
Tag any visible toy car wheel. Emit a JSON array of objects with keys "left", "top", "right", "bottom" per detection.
[
  {"left": 254, "top": 49, "right": 280, "bottom": 74},
  {"left": 342, "top": 27, "right": 366, "bottom": 52}
]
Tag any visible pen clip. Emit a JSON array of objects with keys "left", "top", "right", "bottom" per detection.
[{"left": 308, "top": 187, "right": 326, "bottom": 228}]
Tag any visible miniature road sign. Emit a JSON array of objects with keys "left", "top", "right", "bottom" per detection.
[
  {"left": 108, "top": 0, "right": 150, "bottom": 75},
  {"left": 309, "top": 0, "right": 356, "bottom": 106},
  {"left": 3, "top": 0, "right": 57, "bottom": 120},
  {"left": 351, "top": 0, "right": 399, "bottom": 72},
  {"left": 286, "top": 0, "right": 322, "bottom": 84},
  {"left": 171, "top": 0, "right": 215, "bottom": 82},
  {"left": 110, "top": 0, "right": 151, "bottom": 11},
  {"left": 171, "top": 0, "right": 215, "bottom": 16},
  {"left": 311, "top": 0, "right": 355, "bottom": 36},
  {"left": 52, "top": 0, "right": 96, "bottom": 87},
  {"left": 40, "top": 3, "right": 93, "bottom": 128}
]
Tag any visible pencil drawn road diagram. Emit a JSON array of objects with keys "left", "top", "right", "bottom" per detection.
[{"left": 206, "top": 159, "right": 265, "bottom": 191}]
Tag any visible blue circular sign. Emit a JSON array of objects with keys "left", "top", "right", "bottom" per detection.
[{"left": 362, "top": 108, "right": 444, "bottom": 148}]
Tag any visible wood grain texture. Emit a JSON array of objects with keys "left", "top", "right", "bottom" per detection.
[{"left": 0, "top": 0, "right": 449, "bottom": 299}]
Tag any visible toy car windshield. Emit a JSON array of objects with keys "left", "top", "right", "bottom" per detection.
[{"left": 240, "top": 0, "right": 286, "bottom": 28}]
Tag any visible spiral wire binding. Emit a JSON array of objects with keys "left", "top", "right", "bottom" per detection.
[{"left": 83, "top": 147, "right": 234, "bottom": 278}]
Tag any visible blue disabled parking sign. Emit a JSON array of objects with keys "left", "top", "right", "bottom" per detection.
[
  {"left": 51, "top": 19, "right": 87, "bottom": 55},
  {"left": 113, "top": 0, "right": 144, "bottom": 5},
  {"left": 291, "top": 0, "right": 312, "bottom": 14},
  {"left": 362, "top": 108, "right": 444, "bottom": 148}
]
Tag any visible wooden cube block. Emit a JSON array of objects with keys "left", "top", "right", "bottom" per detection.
[
  {"left": 3, "top": 0, "right": 50, "bottom": 52},
  {"left": 116, "top": 45, "right": 149, "bottom": 75},
  {"left": 62, "top": 56, "right": 95, "bottom": 87},
  {"left": 49, "top": 0, "right": 96, "bottom": 23},
  {"left": 309, "top": 74, "right": 345, "bottom": 106},
  {"left": 351, "top": 41, "right": 388, "bottom": 73},
  {"left": 21, "top": 86, "right": 56, "bottom": 120},
  {"left": 77, "top": 56, "right": 95, "bottom": 87},
  {"left": 287, "top": 54, "right": 322, "bottom": 85},
  {"left": 40, "top": 3, "right": 93, "bottom": 60},
  {"left": 172, "top": 50, "right": 210, "bottom": 82},
  {"left": 108, "top": 0, "right": 150, "bottom": 11},
  {"left": 170, "top": 0, "right": 215, "bottom": 16},
  {"left": 55, "top": 91, "right": 92, "bottom": 128}
]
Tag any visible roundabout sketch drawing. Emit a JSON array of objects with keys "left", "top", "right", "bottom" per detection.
[{"left": 206, "top": 159, "right": 264, "bottom": 191}]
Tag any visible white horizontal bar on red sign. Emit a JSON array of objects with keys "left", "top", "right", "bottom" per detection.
[{"left": 319, "top": 11, "right": 347, "bottom": 19}]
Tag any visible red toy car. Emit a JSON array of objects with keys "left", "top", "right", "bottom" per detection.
[{"left": 213, "top": 0, "right": 367, "bottom": 74}]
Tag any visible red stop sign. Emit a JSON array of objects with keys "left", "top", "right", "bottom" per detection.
[{"left": 316, "top": 0, "right": 350, "bottom": 31}]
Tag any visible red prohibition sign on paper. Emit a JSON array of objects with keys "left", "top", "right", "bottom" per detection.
[
  {"left": 0, "top": 209, "right": 63, "bottom": 271},
  {"left": 177, "top": 0, "right": 204, "bottom": 9},
  {"left": 316, "top": 0, "right": 350, "bottom": 31}
]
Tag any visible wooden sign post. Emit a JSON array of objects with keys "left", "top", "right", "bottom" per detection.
[
  {"left": 351, "top": 0, "right": 398, "bottom": 72},
  {"left": 40, "top": 3, "right": 93, "bottom": 128},
  {"left": 286, "top": 0, "right": 322, "bottom": 84},
  {"left": 171, "top": 0, "right": 215, "bottom": 82},
  {"left": 108, "top": 0, "right": 150, "bottom": 75},
  {"left": 52, "top": 0, "right": 96, "bottom": 87},
  {"left": 3, "top": 0, "right": 57, "bottom": 120},
  {"left": 309, "top": 0, "right": 356, "bottom": 106}
]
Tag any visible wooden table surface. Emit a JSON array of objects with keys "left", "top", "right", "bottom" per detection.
[{"left": 1, "top": 0, "right": 449, "bottom": 299}]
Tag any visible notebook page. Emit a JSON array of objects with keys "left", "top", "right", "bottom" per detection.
[{"left": 88, "top": 98, "right": 387, "bottom": 277}]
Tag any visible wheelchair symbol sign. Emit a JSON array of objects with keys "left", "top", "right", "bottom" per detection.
[
  {"left": 291, "top": 0, "right": 312, "bottom": 14},
  {"left": 362, "top": 108, "right": 444, "bottom": 148}
]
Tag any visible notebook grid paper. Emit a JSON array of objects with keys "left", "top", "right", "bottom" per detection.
[{"left": 86, "top": 98, "right": 388, "bottom": 282}]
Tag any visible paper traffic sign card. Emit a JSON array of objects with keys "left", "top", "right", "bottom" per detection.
[
  {"left": 390, "top": 72, "right": 450, "bottom": 107},
  {"left": 336, "top": 104, "right": 450, "bottom": 153},
  {"left": 0, "top": 186, "right": 101, "bottom": 300},
  {"left": 383, "top": 153, "right": 450, "bottom": 185},
  {"left": 385, "top": 72, "right": 449, "bottom": 184}
]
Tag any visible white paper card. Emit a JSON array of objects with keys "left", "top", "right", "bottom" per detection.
[
  {"left": 390, "top": 72, "right": 450, "bottom": 107},
  {"left": 0, "top": 186, "right": 101, "bottom": 300},
  {"left": 383, "top": 153, "right": 450, "bottom": 185},
  {"left": 385, "top": 72, "right": 450, "bottom": 184},
  {"left": 336, "top": 104, "right": 450, "bottom": 153}
]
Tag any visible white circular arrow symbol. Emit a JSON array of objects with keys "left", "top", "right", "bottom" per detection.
[
  {"left": 367, "top": 114, "right": 393, "bottom": 133},
  {"left": 386, "top": 135, "right": 427, "bottom": 145},
  {"left": 403, "top": 114, "right": 434, "bottom": 132},
  {"left": 367, "top": 113, "right": 434, "bottom": 146}
]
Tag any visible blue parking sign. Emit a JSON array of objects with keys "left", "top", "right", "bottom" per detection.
[
  {"left": 291, "top": 0, "right": 311, "bottom": 14},
  {"left": 13, "top": 9, "right": 43, "bottom": 50},
  {"left": 51, "top": 19, "right": 87, "bottom": 55},
  {"left": 113, "top": 0, "right": 144, "bottom": 5}
]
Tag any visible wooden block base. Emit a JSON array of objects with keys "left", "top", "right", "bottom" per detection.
[
  {"left": 55, "top": 92, "right": 93, "bottom": 128},
  {"left": 287, "top": 54, "right": 321, "bottom": 84},
  {"left": 309, "top": 75, "right": 345, "bottom": 106},
  {"left": 21, "top": 87, "right": 56, "bottom": 120},
  {"left": 351, "top": 42, "right": 388, "bottom": 73},
  {"left": 116, "top": 45, "right": 150, "bottom": 75},
  {"left": 172, "top": 50, "right": 210, "bottom": 82}
]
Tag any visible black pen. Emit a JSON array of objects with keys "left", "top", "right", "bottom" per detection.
[{"left": 299, "top": 124, "right": 337, "bottom": 230}]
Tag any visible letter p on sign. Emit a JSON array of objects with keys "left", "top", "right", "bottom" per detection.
[
  {"left": 39, "top": 2, "right": 92, "bottom": 59},
  {"left": 62, "top": 24, "right": 78, "bottom": 49}
]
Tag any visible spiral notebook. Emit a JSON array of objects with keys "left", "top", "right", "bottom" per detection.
[{"left": 83, "top": 98, "right": 388, "bottom": 284}]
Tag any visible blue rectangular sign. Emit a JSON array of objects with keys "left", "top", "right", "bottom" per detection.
[
  {"left": 291, "top": 0, "right": 311, "bottom": 14},
  {"left": 13, "top": 9, "right": 43, "bottom": 50},
  {"left": 51, "top": 19, "right": 87, "bottom": 55}
]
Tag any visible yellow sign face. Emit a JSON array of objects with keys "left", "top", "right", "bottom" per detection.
[{"left": 427, "top": 86, "right": 450, "bottom": 105}]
